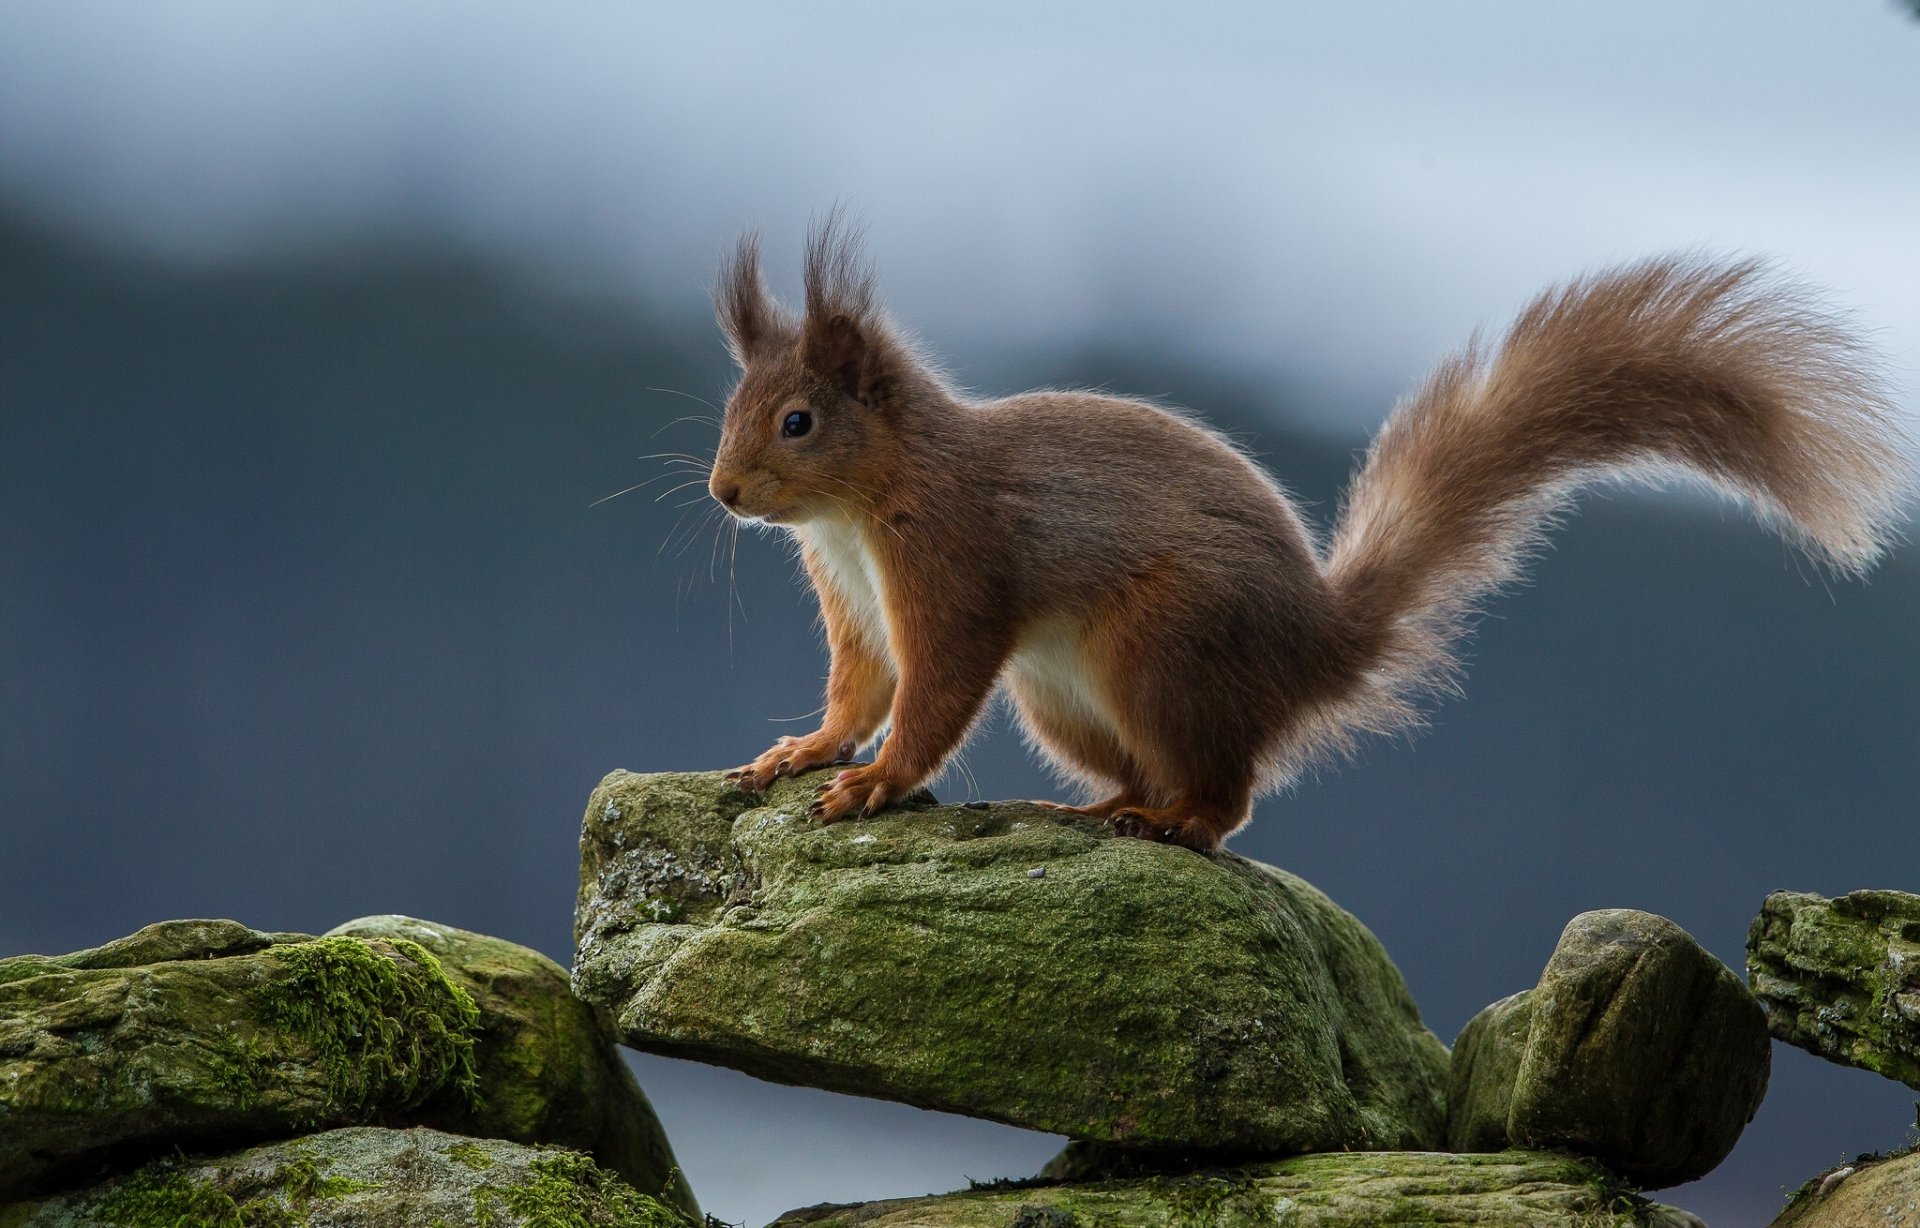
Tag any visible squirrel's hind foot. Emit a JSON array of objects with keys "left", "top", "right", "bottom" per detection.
[
  {"left": 1108, "top": 802, "right": 1241, "bottom": 853},
  {"left": 809, "top": 763, "right": 903, "bottom": 823}
]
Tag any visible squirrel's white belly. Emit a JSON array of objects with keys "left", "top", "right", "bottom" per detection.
[
  {"left": 801, "top": 515, "right": 1117, "bottom": 734},
  {"left": 796, "top": 515, "right": 892, "bottom": 658},
  {"left": 1008, "top": 617, "right": 1120, "bottom": 735}
]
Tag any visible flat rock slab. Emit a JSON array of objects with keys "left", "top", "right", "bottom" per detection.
[
  {"left": 574, "top": 769, "right": 1449, "bottom": 1153},
  {"left": 1770, "top": 1148, "right": 1920, "bottom": 1228},
  {"left": 1747, "top": 889, "right": 1920, "bottom": 1089},
  {"left": 0, "top": 916, "right": 692, "bottom": 1216},
  {"left": 0, "top": 1126, "right": 693, "bottom": 1227},
  {"left": 767, "top": 1151, "right": 1703, "bottom": 1228},
  {"left": 1447, "top": 909, "right": 1769, "bottom": 1190}
]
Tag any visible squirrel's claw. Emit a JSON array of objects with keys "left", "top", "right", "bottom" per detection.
[
  {"left": 1111, "top": 811, "right": 1173, "bottom": 843},
  {"left": 733, "top": 733, "right": 858, "bottom": 792},
  {"left": 1110, "top": 806, "right": 1227, "bottom": 852},
  {"left": 812, "top": 765, "right": 897, "bottom": 824}
]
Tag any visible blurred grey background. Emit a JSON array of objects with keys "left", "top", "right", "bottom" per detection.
[{"left": 2, "top": 3, "right": 1917, "bottom": 1224}]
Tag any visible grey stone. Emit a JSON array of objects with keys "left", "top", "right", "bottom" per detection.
[{"left": 1447, "top": 908, "right": 1769, "bottom": 1189}]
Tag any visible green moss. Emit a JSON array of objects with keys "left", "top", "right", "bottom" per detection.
[
  {"left": 448, "top": 1142, "right": 497, "bottom": 1171},
  {"left": 471, "top": 1151, "right": 693, "bottom": 1228},
  {"left": 206, "top": 1026, "right": 276, "bottom": 1106},
  {"left": 0, "top": 957, "right": 62, "bottom": 987},
  {"left": 641, "top": 897, "right": 686, "bottom": 923},
  {"left": 321, "top": 917, "right": 696, "bottom": 1213},
  {"left": 261, "top": 937, "right": 481, "bottom": 1118},
  {"left": 1749, "top": 890, "right": 1920, "bottom": 1092},
  {"left": 1580, "top": 1172, "right": 1658, "bottom": 1226},
  {"left": 95, "top": 1163, "right": 247, "bottom": 1228},
  {"left": 1136, "top": 1173, "right": 1268, "bottom": 1227},
  {"left": 88, "top": 1150, "right": 371, "bottom": 1228},
  {"left": 278, "top": 1153, "right": 371, "bottom": 1204}
]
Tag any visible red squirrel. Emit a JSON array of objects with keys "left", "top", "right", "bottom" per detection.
[{"left": 707, "top": 223, "right": 1911, "bottom": 851}]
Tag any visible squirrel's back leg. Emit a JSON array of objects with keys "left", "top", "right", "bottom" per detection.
[
  {"left": 1005, "top": 659, "right": 1150, "bottom": 813},
  {"left": 1075, "top": 559, "right": 1325, "bottom": 850}
]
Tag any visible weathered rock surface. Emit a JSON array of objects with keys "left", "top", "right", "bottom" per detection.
[
  {"left": 0, "top": 916, "right": 692, "bottom": 1216},
  {"left": 768, "top": 1151, "right": 1704, "bottom": 1228},
  {"left": 1447, "top": 909, "right": 1769, "bottom": 1189},
  {"left": 1748, "top": 889, "right": 1920, "bottom": 1089},
  {"left": 326, "top": 915, "right": 695, "bottom": 1219},
  {"left": 0, "top": 920, "right": 477, "bottom": 1198},
  {"left": 1770, "top": 1147, "right": 1920, "bottom": 1228},
  {"left": 1443, "top": 990, "right": 1533, "bottom": 1155},
  {"left": 574, "top": 769, "right": 1450, "bottom": 1154},
  {"left": 0, "top": 1126, "right": 694, "bottom": 1227}
]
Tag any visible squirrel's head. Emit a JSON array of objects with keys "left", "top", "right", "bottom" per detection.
[{"left": 708, "top": 222, "right": 914, "bottom": 526}]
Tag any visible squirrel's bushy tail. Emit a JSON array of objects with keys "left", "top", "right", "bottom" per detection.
[{"left": 1319, "top": 255, "right": 1912, "bottom": 745}]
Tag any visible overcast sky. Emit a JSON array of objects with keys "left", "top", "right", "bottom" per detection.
[{"left": 1, "top": 1, "right": 1916, "bottom": 429}]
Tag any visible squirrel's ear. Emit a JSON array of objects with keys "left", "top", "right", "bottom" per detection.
[
  {"left": 800, "top": 212, "right": 890, "bottom": 405},
  {"left": 804, "top": 312, "right": 891, "bottom": 405},
  {"left": 715, "top": 233, "right": 776, "bottom": 364}
]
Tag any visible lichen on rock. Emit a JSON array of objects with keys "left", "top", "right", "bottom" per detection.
[
  {"left": 574, "top": 768, "right": 1450, "bottom": 1155},
  {"left": 1446, "top": 909, "right": 1769, "bottom": 1189},
  {"left": 1747, "top": 889, "right": 1920, "bottom": 1090},
  {"left": 0, "top": 1126, "right": 695, "bottom": 1228}
]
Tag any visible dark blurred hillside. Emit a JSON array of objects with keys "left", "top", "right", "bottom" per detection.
[{"left": 2, "top": 207, "right": 1916, "bottom": 1224}]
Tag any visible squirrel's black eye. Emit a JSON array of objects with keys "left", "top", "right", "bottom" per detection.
[{"left": 781, "top": 410, "right": 813, "bottom": 439}]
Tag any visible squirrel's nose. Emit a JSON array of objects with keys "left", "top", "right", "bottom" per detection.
[{"left": 714, "top": 480, "right": 742, "bottom": 508}]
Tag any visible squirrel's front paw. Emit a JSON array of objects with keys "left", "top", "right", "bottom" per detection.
[
  {"left": 810, "top": 765, "right": 900, "bottom": 823},
  {"left": 726, "top": 733, "right": 856, "bottom": 792}
]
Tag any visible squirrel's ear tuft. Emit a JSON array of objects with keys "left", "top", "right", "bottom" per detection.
[
  {"left": 800, "top": 212, "right": 893, "bottom": 405},
  {"left": 716, "top": 232, "right": 779, "bottom": 364}
]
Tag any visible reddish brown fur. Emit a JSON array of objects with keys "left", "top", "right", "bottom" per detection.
[{"left": 707, "top": 223, "right": 1912, "bottom": 851}]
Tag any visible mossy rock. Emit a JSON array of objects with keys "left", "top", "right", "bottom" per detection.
[
  {"left": 574, "top": 769, "right": 1449, "bottom": 1153},
  {"left": 0, "top": 916, "right": 694, "bottom": 1217},
  {"left": 766, "top": 1151, "right": 1703, "bottom": 1227},
  {"left": 0, "top": 1125, "right": 696, "bottom": 1227},
  {"left": 1747, "top": 889, "right": 1920, "bottom": 1090},
  {"left": 1447, "top": 909, "right": 1769, "bottom": 1189},
  {"left": 325, "top": 916, "right": 697, "bottom": 1221},
  {"left": 1443, "top": 990, "right": 1532, "bottom": 1154},
  {"left": 0, "top": 920, "right": 480, "bottom": 1198},
  {"left": 1770, "top": 1146, "right": 1920, "bottom": 1227}
]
